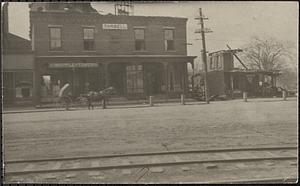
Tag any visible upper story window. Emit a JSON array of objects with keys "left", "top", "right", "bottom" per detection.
[
  {"left": 49, "top": 27, "right": 62, "bottom": 51},
  {"left": 134, "top": 29, "right": 145, "bottom": 51},
  {"left": 218, "top": 55, "right": 223, "bottom": 69},
  {"left": 83, "top": 28, "right": 95, "bottom": 51},
  {"left": 164, "top": 29, "right": 175, "bottom": 51}
]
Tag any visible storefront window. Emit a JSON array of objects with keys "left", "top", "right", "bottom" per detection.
[
  {"left": 41, "top": 75, "right": 61, "bottom": 98},
  {"left": 126, "top": 65, "right": 144, "bottom": 94},
  {"left": 15, "top": 72, "right": 33, "bottom": 99}
]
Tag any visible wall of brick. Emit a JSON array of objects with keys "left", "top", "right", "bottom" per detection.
[{"left": 30, "top": 12, "right": 187, "bottom": 56}]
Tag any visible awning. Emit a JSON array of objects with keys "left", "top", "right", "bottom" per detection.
[
  {"left": 3, "top": 54, "right": 34, "bottom": 70},
  {"left": 36, "top": 55, "right": 197, "bottom": 63},
  {"left": 225, "top": 69, "right": 281, "bottom": 76}
]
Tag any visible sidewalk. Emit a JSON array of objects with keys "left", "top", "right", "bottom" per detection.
[
  {"left": 3, "top": 96, "right": 297, "bottom": 114},
  {"left": 2, "top": 97, "right": 197, "bottom": 114}
]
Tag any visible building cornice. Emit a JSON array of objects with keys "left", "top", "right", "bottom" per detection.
[{"left": 35, "top": 55, "right": 196, "bottom": 59}]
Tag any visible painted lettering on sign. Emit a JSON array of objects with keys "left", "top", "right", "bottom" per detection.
[
  {"left": 102, "top": 24, "right": 128, "bottom": 30},
  {"left": 49, "top": 63, "right": 99, "bottom": 68}
]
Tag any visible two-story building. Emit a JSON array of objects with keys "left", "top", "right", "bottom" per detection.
[
  {"left": 29, "top": 3, "right": 196, "bottom": 104},
  {"left": 2, "top": 3, "right": 35, "bottom": 106}
]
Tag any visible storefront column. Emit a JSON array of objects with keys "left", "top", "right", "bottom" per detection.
[
  {"left": 34, "top": 62, "right": 41, "bottom": 106},
  {"left": 104, "top": 63, "right": 110, "bottom": 88},
  {"left": 163, "top": 62, "right": 169, "bottom": 100},
  {"left": 32, "top": 70, "right": 36, "bottom": 106},
  {"left": 183, "top": 62, "right": 188, "bottom": 95},
  {"left": 190, "top": 61, "right": 194, "bottom": 93},
  {"left": 72, "top": 67, "right": 75, "bottom": 97}
]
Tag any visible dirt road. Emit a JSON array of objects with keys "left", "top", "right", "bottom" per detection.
[{"left": 3, "top": 98, "right": 297, "bottom": 161}]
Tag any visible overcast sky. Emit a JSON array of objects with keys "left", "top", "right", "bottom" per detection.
[{"left": 6, "top": 1, "right": 299, "bottom": 69}]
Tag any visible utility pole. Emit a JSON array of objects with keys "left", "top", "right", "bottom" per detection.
[{"left": 195, "top": 8, "right": 212, "bottom": 104}]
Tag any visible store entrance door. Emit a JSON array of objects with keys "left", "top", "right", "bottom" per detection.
[
  {"left": 3, "top": 72, "right": 14, "bottom": 105},
  {"left": 145, "top": 63, "right": 163, "bottom": 96},
  {"left": 73, "top": 68, "right": 100, "bottom": 97}
]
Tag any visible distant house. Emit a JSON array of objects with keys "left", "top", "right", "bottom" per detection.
[{"left": 2, "top": 3, "right": 35, "bottom": 106}]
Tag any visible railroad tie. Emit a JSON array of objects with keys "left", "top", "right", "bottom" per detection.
[
  {"left": 52, "top": 162, "right": 63, "bottom": 170},
  {"left": 149, "top": 158, "right": 164, "bottom": 173},
  {"left": 173, "top": 155, "right": 191, "bottom": 171},
  {"left": 23, "top": 163, "right": 35, "bottom": 171},
  {"left": 121, "top": 159, "right": 132, "bottom": 175},
  {"left": 90, "top": 160, "right": 100, "bottom": 167}
]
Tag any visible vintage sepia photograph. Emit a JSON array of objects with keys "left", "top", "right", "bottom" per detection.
[{"left": 1, "top": 1, "right": 298, "bottom": 184}]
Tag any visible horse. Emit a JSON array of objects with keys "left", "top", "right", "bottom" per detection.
[
  {"left": 77, "top": 87, "right": 116, "bottom": 110},
  {"left": 59, "top": 83, "right": 72, "bottom": 110}
]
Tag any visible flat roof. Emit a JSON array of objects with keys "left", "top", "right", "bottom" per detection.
[
  {"left": 36, "top": 55, "right": 196, "bottom": 58},
  {"left": 30, "top": 11, "right": 188, "bottom": 21}
]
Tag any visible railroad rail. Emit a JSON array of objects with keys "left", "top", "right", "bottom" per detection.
[
  {"left": 203, "top": 177, "right": 298, "bottom": 184},
  {"left": 5, "top": 146, "right": 297, "bottom": 178}
]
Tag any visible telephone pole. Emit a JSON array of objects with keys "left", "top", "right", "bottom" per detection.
[{"left": 195, "top": 8, "right": 212, "bottom": 104}]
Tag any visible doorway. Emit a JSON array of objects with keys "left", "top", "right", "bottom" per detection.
[
  {"left": 3, "top": 72, "right": 14, "bottom": 105},
  {"left": 144, "top": 63, "right": 163, "bottom": 96}
]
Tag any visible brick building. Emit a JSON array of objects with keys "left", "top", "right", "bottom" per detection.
[
  {"left": 2, "top": 3, "right": 35, "bottom": 106},
  {"left": 29, "top": 3, "right": 196, "bottom": 104}
]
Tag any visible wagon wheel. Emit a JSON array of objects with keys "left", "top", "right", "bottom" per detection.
[
  {"left": 59, "top": 96, "right": 72, "bottom": 110},
  {"left": 76, "top": 96, "right": 88, "bottom": 106}
]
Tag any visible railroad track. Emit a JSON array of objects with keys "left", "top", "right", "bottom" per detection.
[{"left": 4, "top": 146, "right": 297, "bottom": 182}]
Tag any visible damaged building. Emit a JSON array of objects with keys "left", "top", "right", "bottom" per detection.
[{"left": 193, "top": 49, "right": 282, "bottom": 99}]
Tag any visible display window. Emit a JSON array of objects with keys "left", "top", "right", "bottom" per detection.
[
  {"left": 126, "top": 65, "right": 144, "bottom": 94},
  {"left": 15, "top": 71, "right": 33, "bottom": 99}
]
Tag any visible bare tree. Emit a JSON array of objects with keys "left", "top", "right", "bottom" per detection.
[{"left": 242, "top": 36, "right": 294, "bottom": 70}]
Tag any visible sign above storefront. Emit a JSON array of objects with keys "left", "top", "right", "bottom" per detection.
[
  {"left": 49, "top": 63, "right": 99, "bottom": 68},
  {"left": 102, "top": 23, "right": 128, "bottom": 30}
]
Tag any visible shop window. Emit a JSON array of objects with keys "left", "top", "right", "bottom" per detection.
[
  {"left": 49, "top": 27, "right": 62, "bottom": 51},
  {"left": 15, "top": 72, "right": 33, "bottom": 99},
  {"left": 164, "top": 29, "right": 175, "bottom": 51},
  {"left": 83, "top": 28, "right": 95, "bottom": 51},
  {"left": 126, "top": 65, "right": 144, "bottom": 94},
  {"left": 134, "top": 29, "right": 145, "bottom": 51},
  {"left": 41, "top": 75, "right": 62, "bottom": 98}
]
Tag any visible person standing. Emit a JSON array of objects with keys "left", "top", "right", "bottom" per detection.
[{"left": 84, "top": 82, "right": 94, "bottom": 110}]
